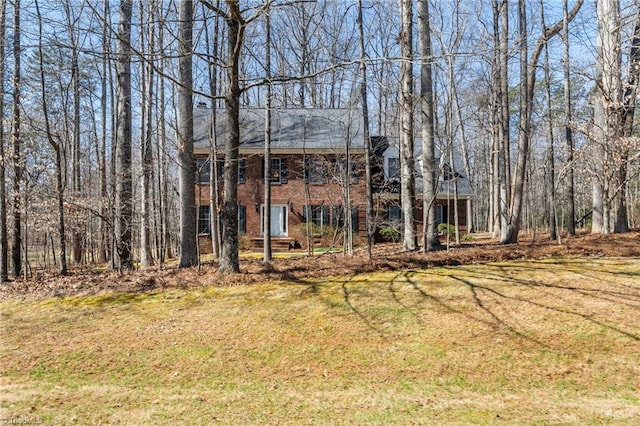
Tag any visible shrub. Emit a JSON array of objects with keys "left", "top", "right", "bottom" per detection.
[
  {"left": 438, "top": 223, "right": 456, "bottom": 238},
  {"left": 379, "top": 225, "right": 401, "bottom": 242},
  {"left": 461, "top": 233, "right": 474, "bottom": 241}
]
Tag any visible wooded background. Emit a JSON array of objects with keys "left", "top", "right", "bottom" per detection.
[{"left": 0, "top": 0, "right": 638, "bottom": 277}]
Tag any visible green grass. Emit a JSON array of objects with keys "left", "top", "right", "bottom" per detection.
[{"left": 1, "top": 258, "right": 639, "bottom": 424}]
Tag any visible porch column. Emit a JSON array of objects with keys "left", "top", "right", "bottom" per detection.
[{"left": 466, "top": 198, "right": 473, "bottom": 233}]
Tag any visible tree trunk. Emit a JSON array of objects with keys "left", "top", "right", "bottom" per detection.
[
  {"left": 593, "top": 0, "right": 621, "bottom": 235},
  {"left": 418, "top": 0, "right": 440, "bottom": 251},
  {"left": 399, "top": 0, "right": 416, "bottom": 251},
  {"left": 98, "top": 0, "right": 110, "bottom": 263},
  {"left": 357, "top": 0, "right": 374, "bottom": 261},
  {"left": 263, "top": 8, "right": 272, "bottom": 264},
  {"left": 562, "top": 0, "right": 576, "bottom": 236},
  {"left": 614, "top": 7, "right": 640, "bottom": 233},
  {"left": 64, "top": 0, "right": 83, "bottom": 264},
  {"left": 36, "top": 0, "right": 68, "bottom": 276},
  {"left": 115, "top": 0, "right": 133, "bottom": 270},
  {"left": 541, "top": 2, "right": 558, "bottom": 241},
  {"left": 178, "top": 0, "right": 197, "bottom": 268},
  {"left": 11, "top": 0, "right": 22, "bottom": 277},
  {"left": 218, "top": 1, "right": 244, "bottom": 274},
  {"left": 498, "top": 0, "right": 510, "bottom": 241},
  {"left": 0, "top": 0, "right": 8, "bottom": 282},
  {"left": 140, "top": 0, "right": 155, "bottom": 267},
  {"left": 203, "top": 1, "right": 221, "bottom": 259}
]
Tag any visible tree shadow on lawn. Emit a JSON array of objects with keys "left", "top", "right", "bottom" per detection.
[
  {"left": 438, "top": 263, "right": 640, "bottom": 344},
  {"left": 334, "top": 262, "right": 640, "bottom": 352}
]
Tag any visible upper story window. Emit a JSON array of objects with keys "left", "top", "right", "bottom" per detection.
[
  {"left": 195, "top": 157, "right": 210, "bottom": 184},
  {"left": 386, "top": 157, "right": 400, "bottom": 180},
  {"left": 332, "top": 158, "right": 359, "bottom": 184},
  {"left": 305, "top": 158, "right": 327, "bottom": 184},
  {"left": 263, "top": 158, "right": 288, "bottom": 183},
  {"left": 198, "top": 157, "right": 245, "bottom": 184}
]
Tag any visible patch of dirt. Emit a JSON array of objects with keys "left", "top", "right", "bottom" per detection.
[{"left": 2, "top": 231, "right": 639, "bottom": 300}]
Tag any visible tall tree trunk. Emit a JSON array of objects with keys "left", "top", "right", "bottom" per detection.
[
  {"left": 498, "top": 0, "right": 509, "bottom": 241},
  {"left": 64, "top": 0, "right": 83, "bottom": 264},
  {"left": 263, "top": 8, "right": 272, "bottom": 264},
  {"left": 541, "top": 2, "right": 558, "bottom": 241},
  {"left": 178, "top": 0, "right": 197, "bottom": 268},
  {"left": 203, "top": 0, "right": 221, "bottom": 259},
  {"left": 115, "top": 0, "right": 133, "bottom": 270},
  {"left": 140, "top": 0, "right": 156, "bottom": 267},
  {"left": 357, "top": 0, "right": 374, "bottom": 261},
  {"left": 36, "top": 0, "right": 67, "bottom": 275},
  {"left": 158, "top": 10, "right": 172, "bottom": 263},
  {"left": 563, "top": 0, "right": 576, "bottom": 236},
  {"left": 399, "top": 0, "right": 416, "bottom": 251},
  {"left": 218, "top": 1, "right": 244, "bottom": 274},
  {"left": 593, "top": 0, "right": 621, "bottom": 235},
  {"left": 418, "top": 0, "right": 440, "bottom": 251},
  {"left": 98, "top": 0, "right": 110, "bottom": 263},
  {"left": 0, "top": 0, "right": 8, "bottom": 282},
  {"left": 11, "top": 0, "right": 22, "bottom": 277}
]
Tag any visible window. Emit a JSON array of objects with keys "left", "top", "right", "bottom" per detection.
[
  {"left": 262, "top": 158, "right": 288, "bottom": 183},
  {"left": 332, "top": 205, "right": 359, "bottom": 232},
  {"left": 332, "top": 158, "right": 359, "bottom": 184},
  {"left": 238, "top": 158, "right": 246, "bottom": 184},
  {"left": 211, "top": 158, "right": 245, "bottom": 183},
  {"left": 303, "top": 205, "right": 330, "bottom": 229},
  {"left": 238, "top": 205, "right": 246, "bottom": 234},
  {"left": 436, "top": 205, "right": 444, "bottom": 224},
  {"left": 198, "top": 205, "right": 210, "bottom": 235},
  {"left": 388, "top": 205, "right": 402, "bottom": 222},
  {"left": 305, "top": 158, "right": 327, "bottom": 184},
  {"left": 387, "top": 157, "right": 400, "bottom": 180},
  {"left": 195, "top": 157, "right": 210, "bottom": 184}
]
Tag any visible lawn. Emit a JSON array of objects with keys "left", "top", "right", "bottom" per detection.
[{"left": 1, "top": 257, "right": 639, "bottom": 424}]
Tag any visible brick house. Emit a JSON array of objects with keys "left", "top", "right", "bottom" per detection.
[
  {"left": 193, "top": 106, "right": 472, "bottom": 250},
  {"left": 193, "top": 107, "right": 368, "bottom": 249}
]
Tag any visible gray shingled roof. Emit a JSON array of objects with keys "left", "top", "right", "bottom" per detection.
[{"left": 193, "top": 107, "right": 364, "bottom": 153}]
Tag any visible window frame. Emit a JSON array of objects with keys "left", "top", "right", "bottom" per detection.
[
  {"left": 304, "top": 157, "right": 328, "bottom": 184},
  {"left": 198, "top": 205, "right": 211, "bottom": 235}
]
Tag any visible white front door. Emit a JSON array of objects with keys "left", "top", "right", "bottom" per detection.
[{"left": 261, "top": 205, "right": 288, "bottom": 236}]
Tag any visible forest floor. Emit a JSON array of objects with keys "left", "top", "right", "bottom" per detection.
[{"left": 1, "top": 230, "right": 639, "bottom": 301}]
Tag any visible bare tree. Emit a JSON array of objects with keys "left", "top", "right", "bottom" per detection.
[
  {"left": 263, "top": 7, "right": 273, "bottom": 263},
  {"left": 399, "top": 0, "right": 416, "bottom": 251},
  {"left": 501, "top": 0, "right": 583, "bottom": 244},
  {"left": 140, "top": 0, "right": 156, "bottom": 267},
  {"left": 11, "top": 0, "right": 23, "bottom": 277},
  {"left": 115, "top": 0, "right": 133, "bottom": 270},
  {"left": 98, "top": 0, "right": 111, "bottom": 263},
  {"left": 541, "top": 1, "right": 558, "bottom": 241},
  {"left": 35, "top": 0, "right": 68, "bottom": 276},
  {"left": 63, "top": 0, "right": 84, "bottom": 264},
  {"left": 0, "top": 0, "right": 8, "bottom": 282},
  {"left": 178, "top": 0, "right": 198, "bottom": 268},
  {"left": 357, "top": 0, "right": 374, "bottom": 261},
  {"left": 563, "top": 0, "right": 576, "bottom": 237},
  {"left": 418, "top": 0, "right": 440, "bottom": 252}
]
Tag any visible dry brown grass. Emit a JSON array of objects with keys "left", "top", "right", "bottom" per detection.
[{"left": 1, "top": 256, "right": 639, "bottom": 424}]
